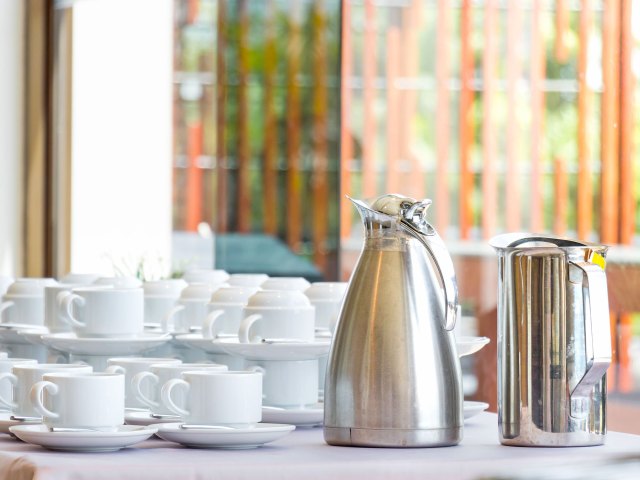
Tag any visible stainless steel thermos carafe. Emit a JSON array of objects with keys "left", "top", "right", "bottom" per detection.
[
  {"left": 324, "top": 194, "right": 463, "bottom": 448},
  {"left": 490, "top": 233, "right": 612, "bottom": 447}
]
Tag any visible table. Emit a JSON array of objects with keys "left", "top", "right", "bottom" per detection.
[{"left": 1, "top": 414, "right": 640, "bottom": 480}]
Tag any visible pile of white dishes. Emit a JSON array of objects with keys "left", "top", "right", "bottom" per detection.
[
  {"left": 40, "top": 284, "right": 170, "bottom": 370},
  {"left": 0, "top": 355, "right": 293, "bottom": 451}
]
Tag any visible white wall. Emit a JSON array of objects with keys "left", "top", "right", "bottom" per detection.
[
  {"left": 0, "top": 0, "right": 24, "bottom": 277},
  {"left": 70, "top": 0, "right": 173, "bottom": 277}
]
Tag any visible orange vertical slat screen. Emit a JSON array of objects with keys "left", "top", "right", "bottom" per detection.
[
  {"left": 577, "top": 0, "right": 593, "bottom": 241},
  {"left": 385, "top": 28, "right": 400, "bottom": 194},
  {"left": 481, "top": 0, "right": 497, "bottom": 239},
  {"left": 312, "top": 0, "right": 329, "bottom": 273},
  {"left": 505, "top": 1, "right": 522, "bottom": 232},
  {"left": 215, "top": 0, "right": 228, "bottom": 233},
  {"left": 362, "top": 0, "right": 377, "bottom": 199},
  {"left": 600, "top": 0, "right": 621, "bottom": 244},
  {"left": 401, "top": 2, "right": 422, "bottom": 199},
  {"left": 553, "top": 157, "right": 568, "bottom": 236},
  {"left": 237, "top": 0, "right": 251, "bottom": 233},
  {"left": 618, "top": 0, "right": 635, "bottom": 244},
  {"left": 340, "top": 0, "right": 352, "bottom": 241},
  {"left": 286, "top": 3, "right": 303, "bottom": 249},
  {"left": 263, "top": 0, "right": 278, "bottom": 236},
  {"left": 554, "top": 0, "right": 570, "bottom": 63},
  {"left": 529, "top": 0, "right": 545, "bottom": 233},
  {"left": 435, "top": 0, "right": 451, "bottom": 235},
  {"left": 186, "top": 123, "right": 203, "bottom": 231},
  {"left": 458, "top": 0, "right": 473, "bottom": 240}
]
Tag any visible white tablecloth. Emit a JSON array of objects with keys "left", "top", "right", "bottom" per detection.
[{"left": 1, "top": 413, "right": 640, "bottom": 480}]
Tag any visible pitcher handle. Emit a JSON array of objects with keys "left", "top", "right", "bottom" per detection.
[
  {"left": 402, "top": 224, "right": 458, "bottom": 331},
  {"left": 569, "top": 261, "right": 612, "bottom": 403}
]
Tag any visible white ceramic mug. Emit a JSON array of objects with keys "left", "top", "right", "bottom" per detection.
[
  {"left": 247, "top": 359, "right": 319, "bottom": 408},
  {"left": 182, "top": 269, "right": 229, "bottom": 287},
  {"left": 131, "top": 363, "right": 227, "bottom": 416},
  {"left": 239, "top": 290, "right": 315, "bottom": 343},
  {"left": 227, "top": 274, "right": 268, "bottom": 287},
  {"left": 0, "top": 358, "right": 38, "bottom": 411},
  {"left": 93, "top": 276, "right": 142, "bottom": 288},
  {"left": 144, "top": 279, "right": 187, "bottom": 325},
  {"left": 0, "top": 363, "right": 93, "bottom": 418},
  {"left": 162, "top": 283, "right": 217, "bottom": 333},
  {"left": 106, "top": 357, "right": 182, "bottom": 409},
  {"left": 260, "top": 277, "right": 310, "bottom": 292},
  {"left": 304, "top": 282, "right": 348, "bottom": 331},
  {"left": 0, "top": 278, "right": 58, "bottom": 326},
  {"left": 161, "top": 371, "right": 262, "bottom": 427},
  {"left": 203, "top": 286, "right": 259, "bottom": 339},
  {"left": 58, "top": 273, "right": 100, "bottom": 285},
  {"left": 59, "top": 287, "right": 144, "bottom": 338},
  {"left": 30, "top": 372, "right": 124, "bottom": 431}
]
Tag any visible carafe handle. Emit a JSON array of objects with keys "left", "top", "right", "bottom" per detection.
[
  {"left": 402, "top": 223, "right": 458, "bottom": 331},
  {"left": 569, "top": 261, "right": 612, "bottom": 404}
]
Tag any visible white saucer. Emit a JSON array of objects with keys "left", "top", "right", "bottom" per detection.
[
  {"left": 457, "top": 336, "right": 490, "bottom": 358},
  {"left": 18, "top": 329, "right": 51, "bottom": 346},
  {"left": 261, "top": 404, "right": 323, "bottom": 427},
  {"left": 219, "top": 340, "right": 331, "bottom": 361},
  {"left": 41, "top": 332, "right": 171, "bottom": 356},
  {"left": 0, "top": 411, "right": 40, "bottom": 434},
  {"left": 173, "top": 333, "right": 234, "bottom": 355},
  {"left": 125, "top": 410, "right": 182, "bottom": 427},
  {"left": 155, "top": 422, "right": 295, "bottom": 449},
  {"left": 9, "top": 424, "right": 157, "bottom": 452},
  {"left": 0, "top": 325, "right": 48, "bottom": 345},
  {"left": 463, "top": 401, "right": 489, "bottom": 420}
]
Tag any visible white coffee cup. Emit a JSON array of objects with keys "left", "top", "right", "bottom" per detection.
[
  {"left": 228, "top": 274, "right": 269, "bottom": 287},
  {"left": 144, "top": 279, "right": 188, "bottom": 325},
  {"left": 260, "top": 277, "right": 310, "bottom": 292},
  {"left": 239, "top": 290, "right": 315, "bottom": 343},
  {"left": 162, "top": 283, "right": 217, "bottom": 333},
  {"left": 106, "top": 357, "right": 182, "bottom": 409},
  {"left": 0, "top": 358, "right": 38, "bottom": 411},
  {"left": 132, "top": 363, "right": 227, "bottom": 416},
  {"left": 161, "top": 371, "right": 262, "bottom": 427},
  {"left": 30, "top": 372, "right": 124, "bottom": 431},
  {"left": 59, "top": 287, "right": 144, "bottom": 338},
  {"left": 247, "top": 359, "right": 318, "bottom": 408},
  {"left": 0, "top": 363, "right": 93, "bottom": 418},
  {"left": 58, "top": 273, "right": 100, "bottom": 285},
  {"left": 182, "top": 269, "right": 229, "bottom": 288},
  {"left": 304, "top": 282, "right": 348, "bottom": 331},
  {"left": 93, "top": 276, "right": 143, "bottom": 288},
  {"left": 203, "top": 286, "right": 259, "bottom": 339},
  {"left": 0, "top": 278, "right": 58, "bottom": 326}
]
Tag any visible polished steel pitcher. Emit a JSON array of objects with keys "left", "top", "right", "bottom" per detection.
[
  {"left": 490, "top": 233, "right": 612, "bottom": 447},
  {"left": 324, "top": 194, "right": 462, "bottom": 447}
]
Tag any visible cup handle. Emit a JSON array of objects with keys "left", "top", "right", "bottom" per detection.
[
  {"left": 105, "top": 365, "right": 125, "bottom": 375},
  {"left": 0, "top": 373, "right": 18, "bottom": 410},
  {"left": 238, "top": 314, "right": 262, "bottom": 344},
  {"left": 30, "top": 381, "right": 60, "bottom": 419},
  {"left": 59, "top": 293, "right": 87, "bottom": 328},
  {"left": 162, "top": 305, "right": 185, "bottom": 333},
  {"left": 203, "top": 310, "right": 225, "bottom": 339},
  {"left": 161, "top": 378, "right": 190, "bottom": 417},
  {"left": 131, "top": 371, "right": 159, "bottom": 408},
  {"left": 0, "top": 301, "right": 14, "bottom": 322}
]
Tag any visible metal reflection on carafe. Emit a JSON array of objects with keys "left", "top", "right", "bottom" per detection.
[
  {"left": 324, "top": 194, "right": 463, "bottom": 448},
  {"left": 490, "top": 233, "right": 612, "bottom": 447}
]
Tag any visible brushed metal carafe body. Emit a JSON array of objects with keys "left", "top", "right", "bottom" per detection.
[
  {"left": 324, "top": 195, "right": 462, "bottom": 448},
  {"left": 491, "top": 233, "right": 611, "bottom": 447}
]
